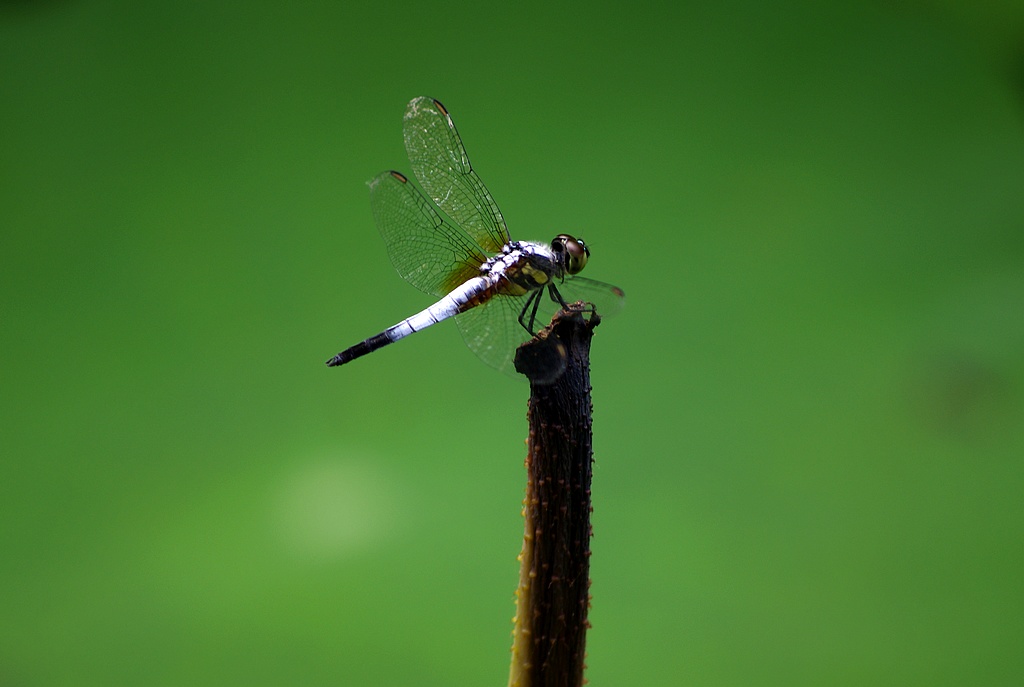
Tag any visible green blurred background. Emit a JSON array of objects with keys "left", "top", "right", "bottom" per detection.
[{"left": 2, "top": 1, "right": 1023, "bottom": 685}]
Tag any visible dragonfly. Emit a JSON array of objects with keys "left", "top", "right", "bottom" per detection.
[{"left": 326, "top": 96, "right": 624, "bottom": 377}]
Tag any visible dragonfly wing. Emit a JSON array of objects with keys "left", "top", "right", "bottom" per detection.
[
  {"left": 403, "top": 97, "right": 511, "bottom": 254},
  {"left": 455, "top": 278, "right": 624, "bottom": 379},
  {"left": 369, "top": 170, "right": 487, "bottom": 298},
  {"left": 556, "top": 276, "right": 626, "bottom": 320},
  {"left": 454, "top": 293, "right": 533, "bottom": 377}
]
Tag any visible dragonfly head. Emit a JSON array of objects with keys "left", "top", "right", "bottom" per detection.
[{"left": 551, "top": 234, "right": 589, "bottom": 276}]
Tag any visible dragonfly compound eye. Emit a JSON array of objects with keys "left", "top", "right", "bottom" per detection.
[{"left": 553, "top": 234, "right": 589, "bottom": 275}]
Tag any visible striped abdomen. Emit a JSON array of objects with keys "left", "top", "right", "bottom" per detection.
[{"left": 325, "top": 276, "right": 495, "bottom": 368}]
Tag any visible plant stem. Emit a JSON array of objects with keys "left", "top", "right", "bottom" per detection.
[{"left": 509, "top": 305, "right": 599, "bottom": 687}]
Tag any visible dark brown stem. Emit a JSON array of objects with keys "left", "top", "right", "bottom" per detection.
[{"left": 508, "top": 304, "right": 599, "bottom": 687}]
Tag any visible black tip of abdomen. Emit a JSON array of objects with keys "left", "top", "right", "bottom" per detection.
[{"left": 325, "top": 331, "right": 395, "bottom": 369}]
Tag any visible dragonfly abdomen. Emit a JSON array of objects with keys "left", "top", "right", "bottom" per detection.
[{"left": 326, "top": 276, "right": 493, "bottom": 368}]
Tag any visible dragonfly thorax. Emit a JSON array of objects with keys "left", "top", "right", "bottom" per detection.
[{"left": 482, "top": 241, "right": 564, "bottom": 296}]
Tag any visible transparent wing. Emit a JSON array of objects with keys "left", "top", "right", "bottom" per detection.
[
  {"left": 403, "top": 97, "right": 511, "bottom": 254},
  {"left": 454, "top": 293, "right": 534, "bottom": 378},
  {"left": 557, "top": 276, "right": 626, "bottom": 320},
  {"left": 509, "top": 277, "right": 625, "bottom": 347},
  {"left": 454, "top": 277, "right": 624, "bottom": 379},
  {"left": 369, "top": 170, "right": 487, "bottom": 298}
]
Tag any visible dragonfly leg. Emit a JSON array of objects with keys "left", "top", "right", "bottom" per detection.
[
  {"left": 548, "top": 283, "right": 568, "bottom": 308},
  {"left": 548, "top": 283, "right": 597, "bottom": 317},
  {"left": 518, "top": 288, "right": 544, "bottom": 333}
]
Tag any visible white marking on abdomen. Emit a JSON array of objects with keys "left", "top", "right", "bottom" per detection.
[{"left": 384, "top": 276, "right": 491, "bottom": 343}]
